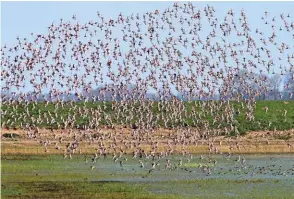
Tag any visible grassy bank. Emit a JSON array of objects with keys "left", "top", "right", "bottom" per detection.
[
  {"left": 2, "top": 100, "right": 294, "bottom": 135},
  {"left": 1, "top": 138, "right": 293, "bottom": 155}
]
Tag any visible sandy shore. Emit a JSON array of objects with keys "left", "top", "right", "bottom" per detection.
[{"left": 2, "top": 128, "right": 294, "bottom": 155}]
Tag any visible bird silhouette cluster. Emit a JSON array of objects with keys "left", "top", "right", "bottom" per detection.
[{"left": 1, "top": 3, "right": 294, "bottom": 163}]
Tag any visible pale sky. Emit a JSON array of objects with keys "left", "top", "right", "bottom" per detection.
[
  {"left": 1, "top": 1, "right": 294, "bottom": 94},
  {"left": 2, "top": 1, "right": 294, "bottom": 45}
]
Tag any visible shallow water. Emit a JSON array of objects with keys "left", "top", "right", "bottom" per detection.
[
  {"left": 82, "top": 154, "right": 294, "bottom": 182},
  {"left": 4, "top": 154, "right": 294, "bottom": 181},
  {"left": 2, "top": 154, "right": 294, "bottom": 198}
]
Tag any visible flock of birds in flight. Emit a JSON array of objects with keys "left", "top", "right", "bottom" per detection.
[{"left": 1, "top": 2, "right": 294, "bottom": 174}]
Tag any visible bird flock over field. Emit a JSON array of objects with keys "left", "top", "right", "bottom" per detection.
[{"left": 1, "top": 2, "right": 294, "bottom": 173}]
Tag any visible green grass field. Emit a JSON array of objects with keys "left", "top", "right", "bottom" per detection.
[
  {"left": 2, "top": 154, "right": 294, "bottom": 199},
  {"left": 2, "top": 100, "right": 294, "bottom": 135}
]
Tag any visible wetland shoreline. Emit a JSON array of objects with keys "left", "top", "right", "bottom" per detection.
[{"left": 2, "top": 128, "right": 294, "bottom": 155}]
